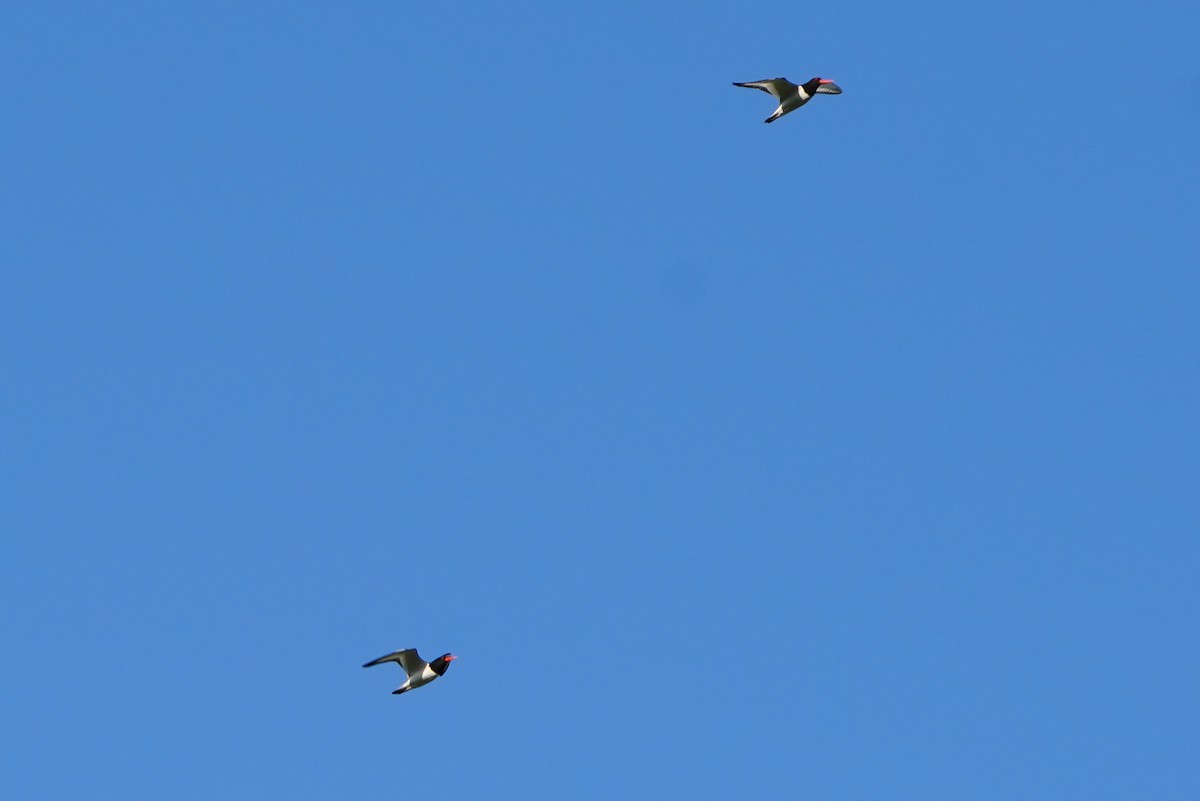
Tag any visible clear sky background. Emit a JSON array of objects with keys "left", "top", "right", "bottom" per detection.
[{"left": 3, "top": 2, "right": 1198, "bottom": 798}]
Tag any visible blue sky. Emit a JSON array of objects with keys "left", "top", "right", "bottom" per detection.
[{"left": 3, "top": 1, "right": 1198, "bottom": 798}]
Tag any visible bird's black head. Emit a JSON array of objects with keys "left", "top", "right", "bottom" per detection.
[{"left": 430, "top": 653, "right": 457, "bottom": 676}]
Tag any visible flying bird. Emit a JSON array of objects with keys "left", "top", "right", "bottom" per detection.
[
  {"left": 363, "top": 648, "right": 457, "bottom": 695},
  {"left": 732, "top": 76, "right": 842, "bottom": 123}
]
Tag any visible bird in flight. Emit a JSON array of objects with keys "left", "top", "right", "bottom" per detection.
[
  {"left": 363, "top": 648, "right": 457, "bottom": 695},
  {"left": 732, "top": 76, "right": 842, "bottom": 123}
]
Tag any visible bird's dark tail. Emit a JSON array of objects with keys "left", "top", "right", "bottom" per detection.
[{"left": 392, "top": 687, "right": 409, "bottom": 695}]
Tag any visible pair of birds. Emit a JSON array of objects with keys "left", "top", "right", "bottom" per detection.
[
  {"left": 733, "top": 75, "right": 842, "bottom": 123},
  {"left": 364, "top": 79, "right": 838, "bottom": 700},
  {"left": 365, "top": 80, "right": 839, "bottom": 702}
]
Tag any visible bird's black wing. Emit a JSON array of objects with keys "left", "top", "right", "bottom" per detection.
[
  {"left": 732, "top": 78, "right": 795, "bottom": 99},
  {"left": 362, "top": 648, "right": 425, "bottom": 676}
]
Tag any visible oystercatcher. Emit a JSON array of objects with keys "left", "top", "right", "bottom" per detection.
[
  {"left": 363, "top": 648, "right": 457, "bottom": 695},
  {"left": 733, "top": 76, "right": 842, "bottom": 123}
]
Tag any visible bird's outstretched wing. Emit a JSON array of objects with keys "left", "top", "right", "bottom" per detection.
[
  {"left": 732, "top": 78, "right": 797, "bottom": 99},
  {"left": 363, "top": 648, "right": 425, "bottom": 677}
]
